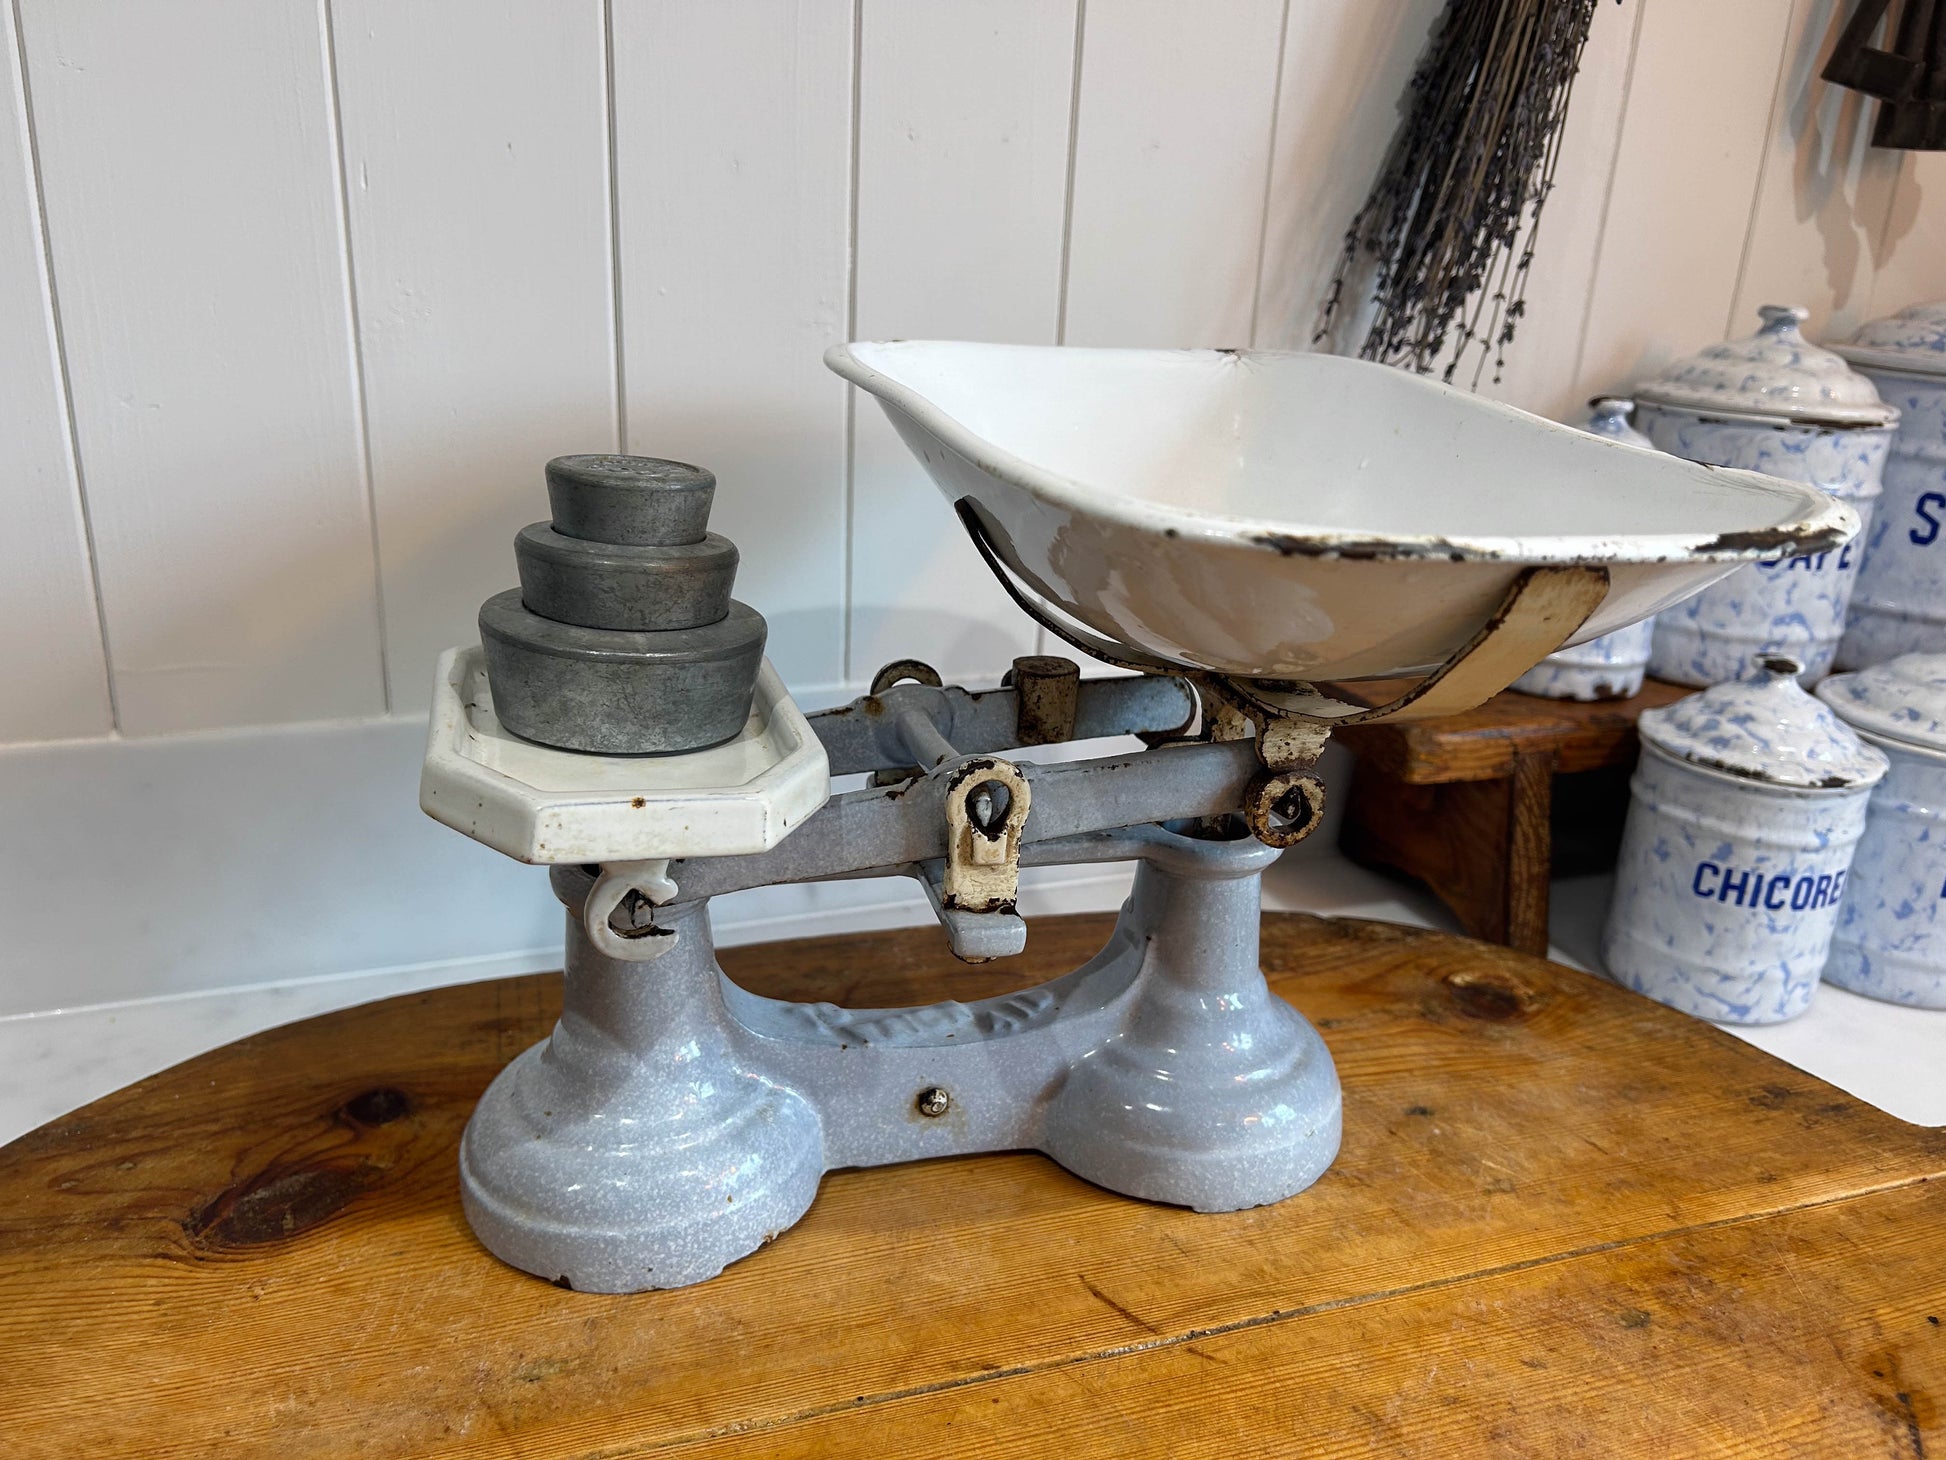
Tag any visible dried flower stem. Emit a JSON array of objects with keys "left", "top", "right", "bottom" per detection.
[{"left": 1316, "top": 0, "right": 1610, "bottom": 385}]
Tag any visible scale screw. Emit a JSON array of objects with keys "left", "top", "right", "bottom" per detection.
[{"left": 915, "top": 1086, "right": 951, "bottom": 1118}]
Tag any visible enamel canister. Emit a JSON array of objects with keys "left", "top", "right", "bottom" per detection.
[
  {"left": 1634, "top": 305, "right": 1896, "bottom": 687},
  {"left": 1830, "top": 302, "right": 1946, "bottom": 667},
  {"left": 1511, "top": 398, "right": 1658, "bottom": 701},
  {"left": 1816, "top": 653, "right": 1946, "bottom": 1006},
  {"left": 1601, "top": 657, "right": 1889, "bottom": 1024}
]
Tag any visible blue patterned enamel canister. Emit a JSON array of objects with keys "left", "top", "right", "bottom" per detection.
[
  {"left": 1601, "top": 657, "right": 1888, "bottom": 1024},
  {"left": 1512, "top": 399, "right": 1658, "bottom": 701},
  {"left": 1830, "top": 302, "right": 1946, "bottom": 667},
  {"left": 1816, "top": 653, "right": 1946, "bottom": 1007},
  {"left": 1635, "top": 306, "right": 1896, "bottom": 687}
]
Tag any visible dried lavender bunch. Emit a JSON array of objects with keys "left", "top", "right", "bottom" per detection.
[{"left": 1316, "top": 0, "right": 1609, "bottom": 386}]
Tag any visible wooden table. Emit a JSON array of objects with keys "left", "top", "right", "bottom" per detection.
[
  {"left": 3, "top": 914, "right": 1942, "bottom": 1456},
  {"left": 1335, "top": 678, "right": 1691, "bottom": 955}
]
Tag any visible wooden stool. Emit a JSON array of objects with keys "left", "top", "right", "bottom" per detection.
[
  {"left": 1334, "top": 679, "right": 1690, "bottom": 955},
  {"left": 2, "top": 913, "right": 1940, "bottom": 1455}
]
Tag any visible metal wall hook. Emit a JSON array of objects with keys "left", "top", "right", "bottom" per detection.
[{"left": 1823, "top": 0, "right": 1946, "bottom": 150}]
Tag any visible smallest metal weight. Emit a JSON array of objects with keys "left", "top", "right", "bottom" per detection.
[{"left": 481, "top": 455, "right": 768, "bottom": 754}]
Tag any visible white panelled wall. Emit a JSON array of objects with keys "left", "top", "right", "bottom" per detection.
[{"left": 3, "top": 0, "right": 1944, "bottom": 1016}]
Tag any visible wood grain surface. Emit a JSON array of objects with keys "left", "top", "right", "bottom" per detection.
[
  {"left": 1342, "top": 758, "right": 1557, "bottom": 953},
  {"left": 1335, "top": 679, "right": 1691, "bottom": 953},
  {"left": 2, "top": 913, "right": 1941, "bottom": 1457},
  {"left": 1333, "top": 677, "right": 1691, "bottom": 785}
]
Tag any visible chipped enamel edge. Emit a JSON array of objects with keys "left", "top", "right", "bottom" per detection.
[{"left": 825, "top": 343, "right": 1858, "bottom": 566}]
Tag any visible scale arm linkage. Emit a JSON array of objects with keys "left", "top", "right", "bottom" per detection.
[
  {"left": 558, "top": 735, "right": 1261, "bottom": 909},
  {"left": 807, "top": 673, "right": 1196, "bottom": 777}
]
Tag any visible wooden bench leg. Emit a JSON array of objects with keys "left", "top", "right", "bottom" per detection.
[
  {"left": 1340, "top": 749, "right": 1557, "bottom": 957},
  {"left": 1503, "top": 750, "right": 1554, "bottom": 955}
]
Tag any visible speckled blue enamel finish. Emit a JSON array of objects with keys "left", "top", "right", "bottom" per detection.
[
  {"left": 1512, "top": 619, "right": 1654, "bottom": 701},
  {"left": 1512, "top": 399, "right": 1657, "bottom": 701},
  {"left": 460, "top": 830, "right": 1343, "bottom": 1292},
  {"left": 1822, "top": 738, "right": 1946, "bottom": 1008},
  {"left": 1640, "top": 407, "right": 1888, "bottom": 685},
  {"left": 1602, "top": 744, "right": 1874, "bottom": 1024},
  {"left": 1836, "top": 370, "right": 1946, "bottom": 668}
]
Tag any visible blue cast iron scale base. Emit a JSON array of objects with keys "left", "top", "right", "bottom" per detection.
[
  {"left": 456, "top": 662, "right": 1346, "bottom": 1294},
  {"left": 443, "top": 444, "right": 1621, "bottom": 1293},
  {"left": 461, "top": 814, "right": 1341, "bottom": 1293}
]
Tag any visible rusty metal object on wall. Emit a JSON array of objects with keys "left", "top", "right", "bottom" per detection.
[{"left": 1823, "top": 0, "right": 1946, "bottom": 150}]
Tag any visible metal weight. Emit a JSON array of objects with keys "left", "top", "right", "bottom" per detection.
[
  {"left": 513, "top": 523, "right": 739, "bottom": 631},
  {"left": 480, "top": 591, "right": 766, "bottom": 755},
  {"left": 545, "top": 454, "right": 715, "bottom": 545},
  {"left": 480, "top": 453, "right": 769, "bottom": 755}
]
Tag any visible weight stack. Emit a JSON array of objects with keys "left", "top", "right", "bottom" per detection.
[{"left": 479, "top": 454, "right": 768, "bottom": 755}]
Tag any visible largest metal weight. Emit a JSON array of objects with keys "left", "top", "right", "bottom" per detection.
[{"left": 480, "top": 455, "right": 768, "bottom": 755}]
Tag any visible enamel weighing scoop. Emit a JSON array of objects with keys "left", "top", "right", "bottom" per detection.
[{"left": 828, "top": 341, "right": 1856, "bottom": 703}]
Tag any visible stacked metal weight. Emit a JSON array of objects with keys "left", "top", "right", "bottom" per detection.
[{"left": 478, "top": 455, "right": 767, "bottom": 754}]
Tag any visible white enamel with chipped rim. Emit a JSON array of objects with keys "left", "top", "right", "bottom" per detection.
[{"left": 828, "top": 341, "right": 1858, "bottom": 682}]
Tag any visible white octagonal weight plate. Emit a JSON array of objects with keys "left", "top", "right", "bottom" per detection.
[
  {"left": 828, "top": 342, "right": 1860, "bottom": 683},
  {"left": 421, "top": 646, "right": 829, "bottom": 865}
]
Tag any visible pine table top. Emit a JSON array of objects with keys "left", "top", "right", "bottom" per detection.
[{"left": 2, "top": 913, "right": 1941, "bottom": 1456}]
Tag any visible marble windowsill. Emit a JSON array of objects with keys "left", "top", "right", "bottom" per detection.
[{"left": 1, "top": 852, "right": 1941, "bottom": 1148}]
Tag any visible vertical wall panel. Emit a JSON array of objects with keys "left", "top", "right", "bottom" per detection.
[
  {"left": 1254, "top": 0, "right": 1443, "bottom": 354},
  {"left": 1867, "top": 153, "right": 1946, "bottom": 318},
  {"left": 1730, "top": 0, "right": 1905, "bottom": 344},
  {"left": 332, "top": 0, "right": 617, "bottom": 711},
  {"left": 1572, "top": 0, "right": 1797, "bottom": 402},
  {"left": 846, "top": 0, "right": 1080, "bottom": 683},
  {"left": 1257, "top": 0, "right": 1641, "bottom": 421},
  {"left": 611, "top": 0, "right": 854, "bottom": 693},
  {"left": 1481, "top": 0, "right": 1644, "bottom": 419},
  {"left": 19, "top": 0, "right": 383, "bottom": 735},
  {"left": 1063, "top": 0, "right": 1286, "bottom": 348},
  {"left": 0, "top": 1, "right": 109, "bottom": 742}
]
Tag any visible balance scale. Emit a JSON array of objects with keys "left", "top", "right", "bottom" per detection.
[{"left": 421, "top": 342, "right": 1854, "bottom": 1293}]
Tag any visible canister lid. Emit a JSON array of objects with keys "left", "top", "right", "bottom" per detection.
[
  {"left": 1633, "top": 305, "right": 1899, "bottom": 429},
  {"left": 1581, "top": 396, "right": 1653, "bottom": 447},
  {"left": 1815, "top": 652, "right": 1946, "bottom": 755},
  {"left": 1829, "top": 301, "right": 1946, "bottom": 380},
  {"left": 1638, "top": 656, "right": 1890, "bottom": 789}
]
